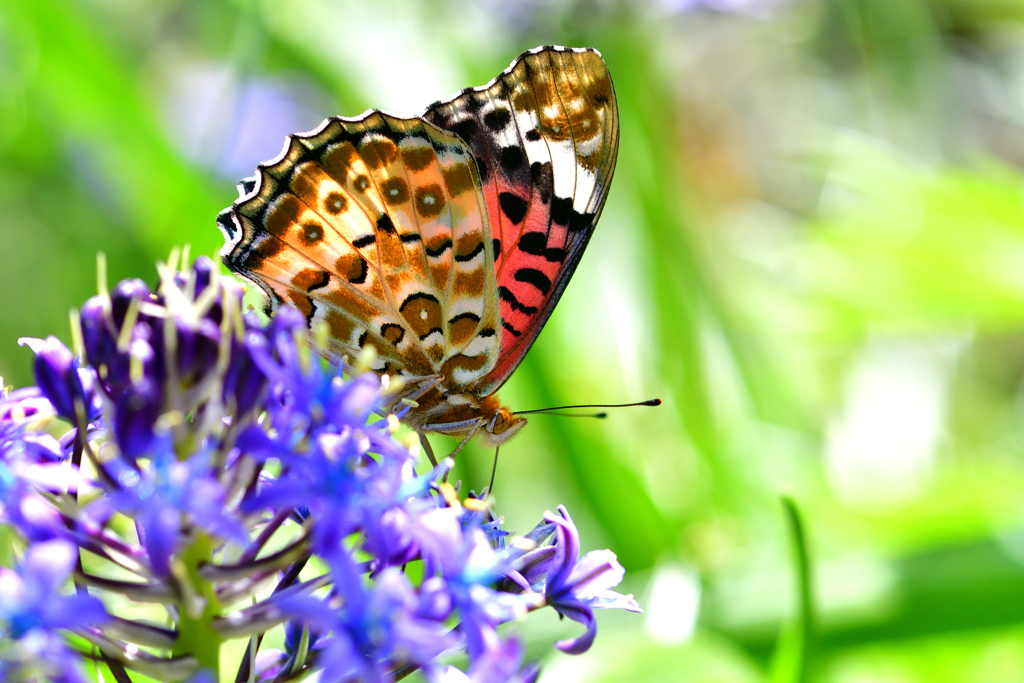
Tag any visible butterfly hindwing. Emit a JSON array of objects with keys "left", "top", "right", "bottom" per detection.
[
  {"left": 219, "top": 112, "right": 502, "bottom": 384},
  {"left": 422, "top": 46, "right": 618, "bottom": 395}
]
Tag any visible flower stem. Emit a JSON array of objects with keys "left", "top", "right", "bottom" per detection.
[{"left": 173, "top": 532, "right": 223, "bottom": 673}]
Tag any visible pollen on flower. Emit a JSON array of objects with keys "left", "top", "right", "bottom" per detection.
[
  {"left": 440, "top": 481, "right": 460, "bottom": 507},
  {"left": 387, "top": 414, "right": 400, "bottom": 433},
  {"left": 384, "top": 375, "right": 406, "bottom": 396},
  {"left": 312, "top": 319, "right": 330, "bottom": 351},
  {"left": 155, "top": 410, "right": 185, "bottom": 430},
  {"left": 354, "top": 344, "right": 378, "bottom": 374}
]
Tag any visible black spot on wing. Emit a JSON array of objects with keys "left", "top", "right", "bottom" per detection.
[
  {"left": 515, "top": 229, "right": 566, "bottom": 261},
  {"left": 544, "top": 247, "right": 566, "bottom": 262},
  {"left": 524, "top": 129, "right": 541, "bottom": 142},
  {"left": 568, "top": 210, "right": 594, "bottom": 233},
  {"left": 400, "top": 233, "right": 422, "bottom": 244},
  {"left": 454, "top": 241, "right": 484, "bottom": 262},
  {"left": 514, "top": 268, "right": 551, "bottom": 295},
  {"left": 484, "top": 108, "right": 512, "bottom": 131},
  {"left": 425, "top": 240, "right": 453, "bottom": 258},
  {"left": 502, "top": 320, "right": 522, "bottom": 337},
  {"left": 309, "top": 271, "right": 330, "bottom": 292},
  {"left": 498, "top": 285, "right": 538, "bottom": 315},
  {"left": 492, "top": 238, "right": 501, "bottom": 260},
  {"left": 381, "top": 323, "right": 405, "bottom": 345},
  {"left": 377, "top": 214, "right": 397, "bottom": 234},
  {"left": 498, "top": 192, "right": 528, "bottom": 224},
  {"left": 451, "top": 119, "right": 478, "bottom": 144},
  {"left": 353, "top": 234, "right": 376, "bottom": 249},
  {"left": 400, "top": 291, "right": 441, "bottom": 313},
  {"left": 551, "top": 198, "right": 595, "bottom": 233},
  {"left": 530, "top": 162, "right": 553, "bottom": 204},
  {"left": 348, "top": 258, "right": 368, "bottom": 285},
  {"left": 500, "top": 146, "right": 524, "bottom": 172},
  {"left": 450, "top": 311, "right": 481, "bottom": 323},
  {"left": 551, "top": 197, "right": 572, "bottom": 226},
  {"left": 518, "top": 232, "right": 547, "bottom": 256}
]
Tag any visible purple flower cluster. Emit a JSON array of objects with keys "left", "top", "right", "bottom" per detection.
[{"left": 0, "top": 256, "right": 640, "bottom": 682}]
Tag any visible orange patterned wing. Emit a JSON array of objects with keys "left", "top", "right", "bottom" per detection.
[
  {"left": 217, "top": 112, "right": 503, "bottom": 388},
  {"left": 422, "top": 46, "right": 619, "bottom": 397}
]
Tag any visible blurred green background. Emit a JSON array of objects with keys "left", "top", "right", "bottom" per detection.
[{"left": 7, "top": 0, "right": 1024, "bottom": 681}]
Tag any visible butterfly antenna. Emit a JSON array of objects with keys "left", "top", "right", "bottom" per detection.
[{"left": 517, "top": 398, "right": 662, "bottom": 416}]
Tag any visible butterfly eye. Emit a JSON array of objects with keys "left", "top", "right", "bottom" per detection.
[{"left": 491, "top": 408, "right": 517, "bottom": 435}]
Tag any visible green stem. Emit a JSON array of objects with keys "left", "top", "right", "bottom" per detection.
[{"left": 173, "top": 532, "right": 223, "bottom": 673}]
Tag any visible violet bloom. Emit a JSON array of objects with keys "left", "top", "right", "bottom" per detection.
[
  {"left": 0, "top": 540, "right": 109, "bottom": 683},
  {"left": 0, "top": 257, "right": 643, "bottom": 682},
  {"left": 414, "top": 508, "right": 529, "bottom": 662},
  {"left": 95, "top": 437, "right": 248, "bottom": 576},
  {"left": 275, "top": 558, "right": 456, "bottom": 683},
  {"left": 540, "top": 505, "right": 642, "bottom": 654}
]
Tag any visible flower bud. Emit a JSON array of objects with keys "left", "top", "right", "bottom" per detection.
[
  {"left": 110, "top": 278, "right": 152, "bottom": 330},
  {"left": 18, "top": 337, "right": 87, "bottom": 423},
  {"left": 223, "top": 331, "right": 269, "bottom": 415}
]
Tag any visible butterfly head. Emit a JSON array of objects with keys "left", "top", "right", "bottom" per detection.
[{"left": 476, "top": 395, "right": 527, "bottom": 448}]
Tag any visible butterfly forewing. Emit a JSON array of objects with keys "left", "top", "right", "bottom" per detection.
[
  {"left": 422, "top": 46, "right": 618, "bottom": 395},
  {"left": 219, "top": 45, "right": 617, "bottom": 437}
]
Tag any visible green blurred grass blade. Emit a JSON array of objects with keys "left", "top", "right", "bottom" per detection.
[{"left": 769, "top": 496, "right": 815, "bottom": 683}]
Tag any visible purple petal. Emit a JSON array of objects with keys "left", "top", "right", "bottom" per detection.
[
  {"left": 512, "top": 546, "right": 557, "bottom": 588},
  {"left": 551, "top": 602, "right": 597, "bottom": 655},
  {"left": 417, "top": 577, "right": 453, "bottom": 621},
  {"left": 21, "top": 433, "right": 65, "bottom": 463},
  {"left": 564, "top": 549, "right": 626, "bottom": 597},
  {"left": 543, "top": 506, "right": 580, "bottom": 590},
  {"left": 274, "top": 594, "right": 341, "bottom": 630},
  {"left": 22, "top": 539, "right": 77, "bottom": 590},
  {"left": 46, "top": 593, "right": 109, "bottom": 630},
  {"left": 587, "top": 590, "right": 642, "bottom": 613},
  {"left": 316, "top": 634, "right": 373, "bottom": 683},
  {"left": 140, "top": 505, "right": 181, "bottom": 576}
]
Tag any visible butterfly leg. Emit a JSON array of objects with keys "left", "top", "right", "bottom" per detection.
[
  {"left": 419, "top": 433, "right": 439, "bottom": 468},
  {"left": 446, "top": 419, "right": 485, "bottom": 462},
  {"left": 486, "top": 446, "right": 500, "bottom": 497}
]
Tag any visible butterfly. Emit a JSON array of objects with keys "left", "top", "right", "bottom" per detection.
[{"left": 217, "top": 45, "right": 618, "bottom": 456}]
